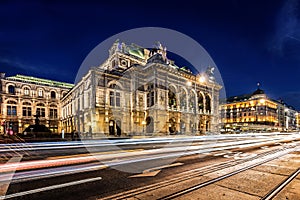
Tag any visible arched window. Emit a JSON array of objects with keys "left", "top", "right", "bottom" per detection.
[
  {"left": 22, "top": 102, "right": 32, "bottom": 117},
  {"left": 109, "top": 84, "right": 121, "bottom": 107},
  {"left": 8, "top": 85, "right": 15, "bottom": 94},
  {"left": 205, "top": 95, "right": 211, "bottom": 113},
  {"left": 50, "top": 91, "right": 56, "bottom": 99},
  {"left": 7, "top": 100, "right": 17, "bottom": 116},
  {"left": 189, "top": 91, "right": 196, "bottom": 112},
  {"left": 198, "top": 93, "right": 204, "bottom": 111},
  {"left": 36, "top": 103, "right": 45, "bottom": 117},
  {"left": 180, "top": 88, "right": 187, "bottom": 110},
  {"left": 24, "top": 87, "right": 30, "bottom": 96},
  {"left": 168, "top": 86, "right": 177, "bottom": 109}
]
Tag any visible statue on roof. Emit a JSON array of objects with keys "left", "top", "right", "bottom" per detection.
[
  {"left": 205, "top": 66, "right": 215, "bottom": 82},
  {"left": 149, "top": 41, "right": 169, "bottom": 64}
]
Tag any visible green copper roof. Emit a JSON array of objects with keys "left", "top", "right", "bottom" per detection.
[{"left": 7, "top": 74, "right": 74, "bottom": 89}]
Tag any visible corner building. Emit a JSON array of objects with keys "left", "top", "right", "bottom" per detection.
[
  {"left": 61, "top": 41, "right": 222, "bottom": 136},
  {"left": 0, "top": 74, "right": 73, "bottom": 134}
]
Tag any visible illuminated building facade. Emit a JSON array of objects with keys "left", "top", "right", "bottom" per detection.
[
  {"left": 296, "top": 112, "right": 300, "bottom": 129},
  {"left": 0, "top": 73, "right": 73, "bottom": 134},
  {"left": 61, "top": 41, "right": 222, "bottom": 136},
  {"left": 220, "top": 87, "right": 278, "bottom": 132}
]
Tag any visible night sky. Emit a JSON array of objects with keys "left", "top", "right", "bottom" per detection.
[{"left": 1, "top": 0, "right": 300, "bottom": 109}]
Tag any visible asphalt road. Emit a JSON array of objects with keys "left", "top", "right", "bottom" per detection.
[{"left": 1, "top": 132, "right": 300, "bottom": 200}]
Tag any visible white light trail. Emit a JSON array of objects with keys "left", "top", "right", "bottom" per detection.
[{"left": 0, "top": 177, "right": 102, "bottom": 199}]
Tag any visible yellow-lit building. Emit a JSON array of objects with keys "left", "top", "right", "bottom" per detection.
[
  {"left": 61, "top": 41, "right": 222, "bottom": 136},
  {"left": 220, "top": 87, "right": 278, "bottom": 132},
  {"left": 296, "top": 112, "right": 300, "bottom": 129},
  {"left": 0, "top": 73, "right": 73, "bottom": 134}
]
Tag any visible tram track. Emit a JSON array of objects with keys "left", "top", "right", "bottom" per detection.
[
  {"left": 261, "top": 167, "right": 300, "bottom": 200},
  {"left": 100, "top": 145, "right": 299, "bottom": 200}
]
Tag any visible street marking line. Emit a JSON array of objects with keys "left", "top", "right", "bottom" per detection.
[
  {"left": 0, "top": 156, "right": 23, "bottom": 199},
  {"left": 143, "top": 162, "right": 184, "bottom": 173},
  {"left": 130, "top": 170, "right": 161, "bottom": 178},
  {"left": 129, "top": 162, "right": 184, "bottom": 178},
  {"left": 0, "top": 177, "right": 102, "bottom": 199}
]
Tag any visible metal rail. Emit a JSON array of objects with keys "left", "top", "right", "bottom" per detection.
[
  {"left": 157, "top": 149, "right": 296, "bottom": 200},
  {"left": 101, "top": 147, "right": 295, "bottom": 200},
  {"left": 261, "top": 167, "right": 300, "bottom": 200}
]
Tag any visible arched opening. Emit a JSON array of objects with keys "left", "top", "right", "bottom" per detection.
[
  {"left": 109, "top": 120, "right": 115, "bottom": 135},
  {"left": 146, "top": 116, "right": 154, "bottom": 133},
  {"left": 205, "top": 95, "right": 211, "bottom": 113},
  {"left": 168, "top": 86, "right": 177, "bottom": 109},
  {"left": 198, "top": 93, "right": 204, "bottom": 112},
  {"left": 189, "top": 91, "right": 196, "bottom": 112},
  {"left": 116, "top": 120, "right": 121, "bottom": 136},
  {"left": 180, "top": 88, "right": 187, "bottom": 110},
  {"left": 8, "top": 85, "right": 15, "bottom": 94},
  {"left": 169, "top": 118, "right": 177, "bottom": 134},
  {"left": 51, "top": 91, "right": 56, "bottom": 99}
]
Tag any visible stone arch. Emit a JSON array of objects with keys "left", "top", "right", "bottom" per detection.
[
  {"left": 7, "top": 84, "right": 15, "bottom": 94},
  {"left": 169, "top": 117, "right": 177, "bottom": 134},
  {"left": 107, "top": 81, "right": 123, "bottom": 90},
  {"left": 168, "top": 85, "right": 177, "bottom": 109},
  {"left": 50, "top": 91, "right": 56, "bottom": 99},
  {"left": 205, "top": 94, "right": 211, "bottom": 113},
  {"left": 198, "top": 92, "right": 204, "bottom": 112},
  {"left": 146, "top": 116, "right": 154, "bottom": 133},
  {"left": 179, "top": 87, "right": 188, "bottom": 110}
]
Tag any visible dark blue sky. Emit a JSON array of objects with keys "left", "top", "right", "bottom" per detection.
[{"left": 1, "top": 0, "right": 300, "bottom": 109}]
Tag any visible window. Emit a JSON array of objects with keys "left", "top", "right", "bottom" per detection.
[
  {"left": 7, "top": 106, "right": 17, "bottom": 116},
  {"left": 24, "top": 87, "right": 30, "bottom": 95},
  {"left": 38, "top": 89, "right": 43, "bottom": 97},
  {"left": 7, "top": 101, "right": 17, "bottom": 116},
  {"left": 49, "top": 108, "right": 58, "bottom": 119},
  {"left": 36, "top": 108, "right": 45, "bottom": 117},
  {"left": 198, "top": 94, "right": 204, "bottom": 111},
  {"left": 36, "top": 103, "right": 45, "bottom": 117},
  {"left": 109, "top": 84, "right": 121, "bottom": 107},
  {"left": 8, "top": 85, "right": 15, "bottom": 94},
  {"left": 180, "top": 88, "right": 187, "bottom": 110},
  {"left": 50, "top": 91, "right": 56, "bottom": 99},
  {"left": 205, "top": 95, "right": 211, "bottom": 112},
  {"left": 147, "top": 91, "right": 155, "bottom": 107},
  {"left": 22, "top": 107, "right": 32, "bottom": 117},
  {"left": 189, "top": 92, "right": 196, "bottom": 111},
  {"left": 168, "top": 87, "right": 177, "bottom": 108}
]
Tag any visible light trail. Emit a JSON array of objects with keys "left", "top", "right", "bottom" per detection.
[
  {"left": 0, "top": 133, "right": 299, "bottom": 174},
  {"left": 0, "top": 177, "right": 102, "bottom": 199}
]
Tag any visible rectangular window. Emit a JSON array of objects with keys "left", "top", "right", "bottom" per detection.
[
  {"left": 38, "top": 90, "right": 43, "bottom": 97},
  {"left": 116, "top": 92, "right": 120, "bottom": 107},
  {"left": 147, "top": 91, "right": 155, "bottom": 107},
  {"left": 110, "top": 91, "right": 115, "bottom": 106},
  {"left": 37, "top": 108, "right": 45, "bottom": 117},
  {"left": 49, "top": 109, "right": 58, "bottom": 119},
  {"left": 7, "top": 106, "right": 17, "bottom": 116},
  {"left": 22, "top": 107, "right": 32, "bottom": 117}
]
